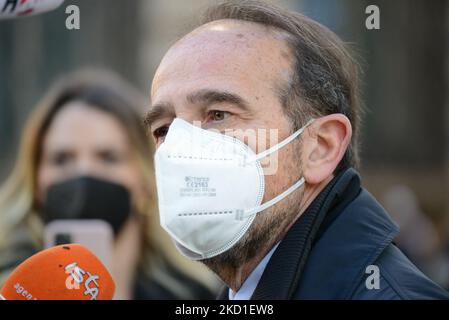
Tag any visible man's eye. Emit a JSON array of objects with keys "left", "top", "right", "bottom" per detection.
[
  {"left": 209, "top": 110, "right": 230, "bottom": 122},
  {"left": 153, "top": 126, "right": 169, "bottom": 139}
]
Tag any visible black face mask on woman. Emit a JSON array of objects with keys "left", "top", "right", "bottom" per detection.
[{"left": 43, "top": 176, "right": 131, "bottom": 236}]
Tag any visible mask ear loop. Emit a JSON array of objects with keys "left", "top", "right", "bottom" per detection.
[
  {"left": 245, "top": 118, "right": 315, "bottom": 164},
  {"left": 239, "top": 177, "right": 306, "bottom": 219},
  {"left": 238, "top": 118, "right": 315, "bottom": 220}
]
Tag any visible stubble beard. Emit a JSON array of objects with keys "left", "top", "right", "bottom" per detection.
[{"left": 202, "top": 155, "right": 304, "bottom": 285}]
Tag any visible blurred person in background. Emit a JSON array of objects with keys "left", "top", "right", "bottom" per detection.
[
  {"left": 382, "top": 185, "right": 449, "bottom": 289},
  {"left": 0, "top": 69, "right": 216, "bottom": 300}
]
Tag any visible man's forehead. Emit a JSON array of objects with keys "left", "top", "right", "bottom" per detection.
[
  {"left": 172, "top": 19, "right": 292, "bottom": 57},
  {"left": 151, "top": 19, "right": 292, "bottom": 99},
  {"left": 187, "top": 19, "right": 277, "bottom": 41}
]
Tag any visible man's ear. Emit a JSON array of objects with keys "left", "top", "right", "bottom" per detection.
[{"left": 301, "top": 114, "right": 352, "bottom": 184}]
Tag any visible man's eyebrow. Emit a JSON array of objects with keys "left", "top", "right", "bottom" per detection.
[
  {"left": 144, "top": 102, "right": 175, "bottom": 128},
  {"left": 186, "top": 89, "right": 250, "bottom": 112}
]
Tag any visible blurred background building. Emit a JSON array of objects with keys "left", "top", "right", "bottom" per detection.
[{"left": 1, "top": 0, "right": 449, "bottom": 287}]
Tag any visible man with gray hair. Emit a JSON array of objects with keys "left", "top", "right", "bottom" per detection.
[{"left": 146, "top": 0, "right": 449, "bottom": 299}]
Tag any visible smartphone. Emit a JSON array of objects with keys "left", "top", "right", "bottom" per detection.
[{"left": 43, "top": 220, "right": 113, "bottom": 270}]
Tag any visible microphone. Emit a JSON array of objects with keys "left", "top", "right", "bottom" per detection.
[
  {"left": 0, "top": 244, "right": 115, "bottom": 300},
  {"left": 0, "top": 0, "right": 64, "bottom": 20}
]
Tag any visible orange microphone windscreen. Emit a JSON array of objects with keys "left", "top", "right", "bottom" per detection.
[{"left": 0, "top": 244, "right": 115, "bottom": 300}]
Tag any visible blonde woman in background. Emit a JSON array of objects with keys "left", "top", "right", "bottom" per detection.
[{"left": 0, "top": 69, "right": 218, "bottom": 299}]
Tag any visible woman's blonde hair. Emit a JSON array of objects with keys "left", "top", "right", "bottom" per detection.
[{"left": 0, "top": 69, "right": 217, "bottom": 295}]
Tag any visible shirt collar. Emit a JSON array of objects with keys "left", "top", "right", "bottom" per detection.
[{"left": 228, "top": 243, "right": 279, "bottom": 300}]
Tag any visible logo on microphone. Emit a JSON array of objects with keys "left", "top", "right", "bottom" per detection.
[
  {"left": 13, "top": 282, "right": 37, "bottom": 300},
  {"left": 64, "top": 262, "right": 100, "bottom": 300}
]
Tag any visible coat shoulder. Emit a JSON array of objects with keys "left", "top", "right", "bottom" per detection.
[{"left": 351, "top": 244, "right": 449, "bottom": 300}]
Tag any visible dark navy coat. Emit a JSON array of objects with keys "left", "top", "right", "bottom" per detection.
[{"left": 219, "top": 168, "right": 449, "bottom": 300}]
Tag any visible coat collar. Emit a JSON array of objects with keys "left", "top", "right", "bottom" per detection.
[
  {"left": 217, "top": 168, "right": 399, "bottom": 300},
  {"left": 295, "top": 186, "right": 399, "bottom": 299}
]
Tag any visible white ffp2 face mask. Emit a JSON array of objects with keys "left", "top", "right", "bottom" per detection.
[{"left": 154, "top": 118, "right": 314, "bottom": 260}]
